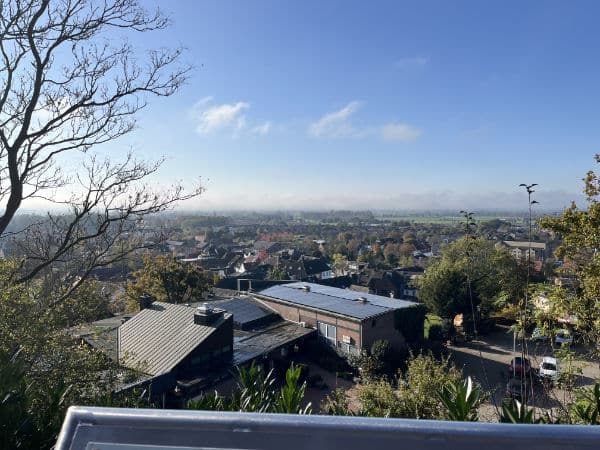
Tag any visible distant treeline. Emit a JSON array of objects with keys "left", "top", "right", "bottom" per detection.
[
  {"left": 298, "top": 210, "right": 375, "bottom": 222},
  {"left": 177, "top": 215, "right": 232, "bottom": 229}
]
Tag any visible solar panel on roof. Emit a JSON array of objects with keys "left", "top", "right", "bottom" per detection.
[
  {"left": 292, "top": 283, "right": 416, "bottom": 309},
  {"left": 258, "top": 284, "right": 401, "bottom": 319},
  {"left": 216, "top": 298, "right": 276, "bottom": 325}
]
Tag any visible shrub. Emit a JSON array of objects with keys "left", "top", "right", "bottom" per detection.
[{"left": 428, "top": 324, "right": 444, "bottom": 341}]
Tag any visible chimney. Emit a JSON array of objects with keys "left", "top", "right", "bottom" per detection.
[
  {"left": 194, "top": 303, "right": 224, "bottom": 326},
  {"left": 139, "top": 293, "right": 154, "bottom": 311}
]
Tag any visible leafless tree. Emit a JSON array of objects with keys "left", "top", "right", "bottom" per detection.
[{"left": 0, "top": 0, "right": 201, "bottom": 297}]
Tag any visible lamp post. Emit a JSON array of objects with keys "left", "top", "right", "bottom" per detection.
[{"left": 518, "top": 183, "right": 538, "bottom": 406}]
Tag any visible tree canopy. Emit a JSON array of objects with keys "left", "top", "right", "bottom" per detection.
[
  {"left": 539, "top": 154, "right": 600, "bottom": 350},
  {"left": 418, "top": 237, "right": 525, "bottom": 322},
  {"left": 126, "top": 254, "right": 212, "bottom": 310}
]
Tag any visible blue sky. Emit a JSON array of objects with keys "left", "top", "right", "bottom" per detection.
[{"left": 103, "top": 0, "right": 600, "bottom": 211}]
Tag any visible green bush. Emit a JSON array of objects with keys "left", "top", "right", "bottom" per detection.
[
  {"left": 428, "top": 324, "right": 444, "bottom": 341},
  {"left": 395, "top": 304, "right": 427, "bottom": 344}
]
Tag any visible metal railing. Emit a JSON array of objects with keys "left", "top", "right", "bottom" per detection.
[{"left": 56, "top": 406, "right": 600, "bottom": 450}]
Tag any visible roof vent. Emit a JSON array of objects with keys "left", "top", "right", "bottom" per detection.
[
  {"left": 138, "top": 293, "right": 154, "bottom": 311},
  {"left": 356, "top": 296, "right": 369, "bottom": 304},
  {"left": 301, "top": 285, "right": 311, "bottom": 292},
  {"left": 194, "top": 303, "right": 223, "bottom": 326}
]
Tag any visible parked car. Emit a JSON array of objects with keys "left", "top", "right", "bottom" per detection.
[
  {"left": 555, "top": 329, "right": 573, "bottom": 345},
  {"left": 508, "top": 357, "right": 532, "bottom": 377},
  {"left": 506, "top": 377, "right": 531, "bottom": 401},
  {"left": 531, "top": 327, "right": 548, "bottom": 342},
  {"left": 538, "top": 356, "right": 559, "bottom": 383}
]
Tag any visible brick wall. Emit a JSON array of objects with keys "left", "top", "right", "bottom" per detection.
[
  {"left": 361, "top": 311, "right": 406, "bottom": 351},
  {"left": 257, "top": 297, "right": 362, "bottom": 347}
]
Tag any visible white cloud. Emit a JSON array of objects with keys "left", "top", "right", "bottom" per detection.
[
  {"left": 191, "top": 98, "right": 273, "bottom": 137},
  {"left": 394, "top": 56, "right": 429, "bottom": 70},
  {"left": 194, "top": 100, "right": 249, "bottom": 134},
  {"left": 309, "top": 102, "right": 421, "bottom": 143},
  {"left": 380, "top": 123, "right": 422, "bottom": 142},
  {"left": 251, "top": 121, "right": 272, "bottom": 135},
  {"left": 308, "top": 101, "right": 362, "bottom": 138}
]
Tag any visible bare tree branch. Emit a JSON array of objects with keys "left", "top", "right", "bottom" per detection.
[{"left": 0, "top": 0, "right": 200, "bottom": 294}]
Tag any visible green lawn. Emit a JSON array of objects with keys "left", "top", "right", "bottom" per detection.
[{"left": 424, "top": 314, "right": 443, "bottom": 339}]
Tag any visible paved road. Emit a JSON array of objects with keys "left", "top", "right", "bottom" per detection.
[{"left": 448, "top": 327, "right": 600, "bottom": 421}]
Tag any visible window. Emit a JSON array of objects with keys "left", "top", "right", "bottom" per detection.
[
  {"left": 339, "top": 342, "right": 360, "bottom": 355},
  {"left": 317, "top": 321, "right": 337, "bottom": 344}
]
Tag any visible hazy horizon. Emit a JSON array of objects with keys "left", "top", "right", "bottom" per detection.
[{"left": 23, "top": 1, "right": 600, "bottom": 213}]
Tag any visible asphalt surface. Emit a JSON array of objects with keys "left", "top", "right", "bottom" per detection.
[{"left": 448, "top": 327, "right": 600, "bottom": 421}]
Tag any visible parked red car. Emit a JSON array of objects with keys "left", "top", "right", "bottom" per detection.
[{"left": 508, "top": 357, "right": 531, "bottom": 377}]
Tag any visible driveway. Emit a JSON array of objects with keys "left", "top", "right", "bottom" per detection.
[{"left": 448, "top": 327, "right": 600, "bottom": 421}]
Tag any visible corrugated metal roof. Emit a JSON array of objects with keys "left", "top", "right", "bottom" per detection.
[
  {"left": 258, "top": 282, "right": 417, "bottom": 320},
  {"left": 118, "top": 302, "right": 231, "bottom": 376}
]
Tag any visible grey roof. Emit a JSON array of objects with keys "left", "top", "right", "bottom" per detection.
[
  {"left": 258, "top": 282, "right": 417, "bottom": 320},
  {"left": 118, "top": 302, "right": 231, "bottom": 376},
  {"left": 233, "top": 322, "right": 315, "bottom": 366},
  {"left": 70, "top": 314, "right": 135, "bottom": 361},
  {"left": 502, "top": 240, "right": 546, "bottom": 249},
  {"left": 213, "top": 297, "right": 278, "bottom": 328}
]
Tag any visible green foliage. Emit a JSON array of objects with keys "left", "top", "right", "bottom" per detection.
[
  {"left": 418, "top": 237, "right": 525, "bottom": 323},
  {"left": 501, "top": 399, "right": 543, "bottom": 424},
  {"left": 273, "top": 364, "right": 312, "bottom": 414},
  {"left": 331, "top": 253, "right": 347, "bottom": 266},
  {"left": 396, "top": 352, "right": 462, "bottom": 420},
  {"left": 0, "top": 349, "right": 85, "bottom": 449},
  {"left": 0, "top": 350, "right": 30, "bottom": 449},
  {"left": 571, "top": 383, "right": 600, "bottom": 424},
  {"left": 187, "top": 363, "right": 311, "bottom": 414},
  {"left": 266, "top": 266, "right": 288, "bottom": 280},
  {"left": 539, "top": 155, "right": 600, "bottom": 354},
  {"left": 321, "top": 388, "right": 354, "bottom": 416},
  {"left": 126, "top": 254, "right": 212, "bottom": 310},
  {"left": 0, "top": 260, "right": 129, "bottom": 449},
  {"left": 357, "top": 380, "right": 402, "bottom": 418},
  {"left": 554, "top": 345, "right": 583, "bottom": 390},
  {"left": 427, "top": 324, "right": 445, "bottom": 341},
  {"left": 424, "top": 314, "right": 444, "bottom": 339},
  {"left": 187, "top": 391, "right": 228, "bottom": 412},
  {"left": 418, "top": 260, "right": 468, "bottom": 318},
  {"left": 358, "top": 340, "right": 394, "bottom": 380},
  {"left": 53, "top": 279, "right": 113, "bottom": 326},
  {"left": 306, "top": 340, "right": 353, "bottom": 373},
  {"left": 394, "top": 304, "right": 427, "bottom": 343},
  {"left": 234, "top": 364, "right": 276, "bottom": 413},
  {"left": 437, "top": 376, "right": 481, "bottom": 421},
  {"left": 357, "top": 352, "right": 463, "bottom": 420}
]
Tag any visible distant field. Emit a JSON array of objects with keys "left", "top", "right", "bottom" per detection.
[{"left": 381, "top": 215, "right": 527, "bottom": 225}]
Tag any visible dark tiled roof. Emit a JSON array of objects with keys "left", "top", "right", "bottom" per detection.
[
  {"left": 303, "top": 258, "right": 331, "bottom": 275},
  {"left": 253, "top": 241, "right": 281, "bottom": 252},
  {"left": 282, "top": 258, "right": 331, "bottom": 278},
  {"left": 118, "top": 302, "right": 231, "bottom": 376}
]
